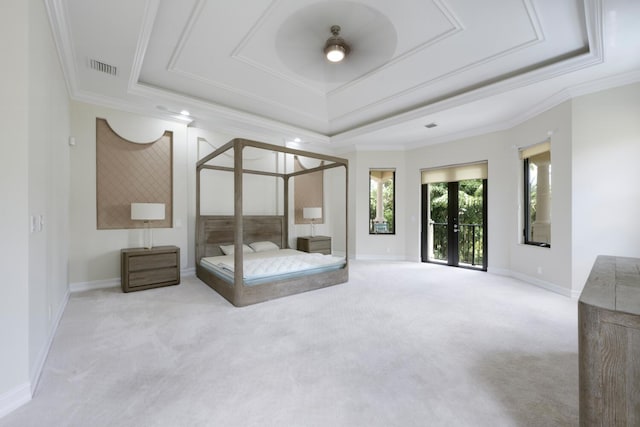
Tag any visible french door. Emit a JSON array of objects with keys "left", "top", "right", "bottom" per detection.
[{"left": 421, "top": 179, "right": 487, "bottom": 270}]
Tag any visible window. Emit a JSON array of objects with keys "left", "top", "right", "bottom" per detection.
[
  {"left": 369, "top": 169, "right": 395, "bottom": 234},
  {"left": 522, "top": 141, "right": 551, "bottom": 247}
]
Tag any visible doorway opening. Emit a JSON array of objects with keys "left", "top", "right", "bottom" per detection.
[{"left": 421, "top": 164, "right": 487, "bottom": 271}]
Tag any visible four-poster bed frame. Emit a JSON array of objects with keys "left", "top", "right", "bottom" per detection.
[{"left": 196, "top": 138, "right": 348, "bottom": 306}]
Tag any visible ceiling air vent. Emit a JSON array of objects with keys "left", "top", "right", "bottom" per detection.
[{"left": 89, "top": 59, "right": 117, "bottom": 76}]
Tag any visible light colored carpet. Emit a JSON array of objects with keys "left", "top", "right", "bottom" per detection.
[{"left": 0, "top": 261, "right": 579, "bottom": 427}]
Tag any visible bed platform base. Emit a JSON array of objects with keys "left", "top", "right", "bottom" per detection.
[{"left": 196, "top": 264, "right": 348, "bottom": 307}]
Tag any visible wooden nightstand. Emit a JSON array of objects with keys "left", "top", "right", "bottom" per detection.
[
  {"left": 297, "top": 236, "right": 331, "bottom": 255},
  {"left": 121, "top": 245, "right": 180, "bottom": 292}
]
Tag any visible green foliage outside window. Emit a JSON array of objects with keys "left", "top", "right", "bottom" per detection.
[
  {"left": 429, "top": 179, "right": 484, "bottom": 264},
  {"left": 369, "top": 170, "right": 395, "bottom": 234}
]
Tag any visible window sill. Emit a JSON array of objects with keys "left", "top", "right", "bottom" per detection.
[{"left": 523, "top": 242, "right": 551, "bottom": 249}]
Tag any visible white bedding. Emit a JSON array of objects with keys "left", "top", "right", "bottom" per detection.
[{"left": 200, "top": 248, "right": 345, "bottom": 281}]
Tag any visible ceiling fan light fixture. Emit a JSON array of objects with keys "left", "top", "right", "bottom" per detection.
[{"left": 324, "top": 25, "right": 349, "bottom": 63}]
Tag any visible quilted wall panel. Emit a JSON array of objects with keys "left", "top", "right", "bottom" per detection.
[
  {"left": 293, "top": 156, "right": 324, "bottom": 224},
  {"left": 96, "top": 118, "right": 173, "bottom": 229}
]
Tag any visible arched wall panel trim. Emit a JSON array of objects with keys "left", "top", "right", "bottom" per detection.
[{"left": 96, "top": 118, "right": 173, "bottom": 229}]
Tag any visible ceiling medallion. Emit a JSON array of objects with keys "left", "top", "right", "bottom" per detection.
[{"left": 324, "top": 25, "right": 350, "bottom": 63}]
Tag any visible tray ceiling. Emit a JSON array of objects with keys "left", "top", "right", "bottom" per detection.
[{"left": 46, "top": 0, "right": 640, "bottom": 149}]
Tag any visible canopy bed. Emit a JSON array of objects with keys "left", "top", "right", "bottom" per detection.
[{"left": 196, "top": 138, "right": 348, "bottom": 306}]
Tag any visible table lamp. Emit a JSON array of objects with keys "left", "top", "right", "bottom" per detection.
[
  {"left": 131, "top": 202, "right": 165, "bottom": 249},
  {"left": 303, "top": 207, "right": 322, "bottom": 237}
]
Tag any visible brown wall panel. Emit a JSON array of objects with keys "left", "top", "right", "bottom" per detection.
[
  {"left": 96, "top": 118, "right": 173, "bottom": 229},
  {"left": 293, "top": 156, "right": 323, "bottom": 224}
]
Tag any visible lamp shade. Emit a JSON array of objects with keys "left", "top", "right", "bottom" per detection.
[
  {"left": 131, "top": 203, "right": 165, "bottom": 221},
  {"left": 303, "top": 207, "right": 322, "bottom": 220}
]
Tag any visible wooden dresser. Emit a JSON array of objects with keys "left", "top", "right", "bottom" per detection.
[
  {"left": 121, "top": 245, "right": 180, "bottom": 292},
  {"left": 297, "top": 236, "right": 331, "bottom": 255},
  {"left": 578, "top": 255, "right": 640, "bottom": 425}
]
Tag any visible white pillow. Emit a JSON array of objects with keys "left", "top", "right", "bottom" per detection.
[
  {"left": 249, "top": 241, "right": 280, "bottom": 253},
  {"left": 219, "top": 244, "right": 253, "bottom": 255}
]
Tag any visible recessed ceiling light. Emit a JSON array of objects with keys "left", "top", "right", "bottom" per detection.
[
  {"left": 424, "top": 123, "right": 438, "bottom": 128},
  {"left": 180, "top": 110, "right": 190, "bottom": 116},
  {"left": 294, "top": 137, "right": 301, "bottom": 143}
]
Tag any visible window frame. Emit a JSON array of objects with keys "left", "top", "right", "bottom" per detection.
[
  {"left": 369, "top": 169, "right": 396, "bottom": 235},
  {"left": 523, "top": 150, "right": 551, "bottom": 248}
]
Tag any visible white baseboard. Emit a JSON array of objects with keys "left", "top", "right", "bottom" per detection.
[
  {"left": 0, "top": 383, "right": 31, "bottom": 419},
  {"left": 30, "top": 288, "right": 70, "bottom": 394},
  {"left": 69, "top": 277, "right": 120, "bottom": 293},
  {"left": 487, "top": 267, "right": 511, "bottom": 277},
  {"left": 71, "top": 267, "right": 196, "bottom": 293},
  {"left": 344, "top": 259, "right": 576, "bottom": 298},
  {"left": 355, "top": 254, "right": 408, "bottom": 261},
  {"left": 507, "top": 271, "right": 576, "bottom": 298}
]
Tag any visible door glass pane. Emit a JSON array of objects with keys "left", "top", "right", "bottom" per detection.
[
  {"left": 457, "top": 179, "right": 484, "bottom": 267},
  {"left": 428, "top": 182, "right": 448, "bottom": 262}
]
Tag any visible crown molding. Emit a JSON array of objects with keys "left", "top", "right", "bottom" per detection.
[
  {"left": 567, "top": 68, "right": 640, "bottom": 98},
  {"left": 44, "top": 0, "right": 78, "bottom": 97},
  {"left": 129, "top": 82, "right": 330, "bottom": 144},
  {"left": 127, "top": 0, "right": 161, "bottom": 93},
  {"left": 330, "top": 0, "right": 603, "bottom": 143},
  {"left": 70, "top": 90, "right": 193, "bottom": 125},
  {"left": 430, "top": 70, "right": 640, "bottom": 151},
  {"left": 330, "top": 45, "right": 602, "bottom": 144}
]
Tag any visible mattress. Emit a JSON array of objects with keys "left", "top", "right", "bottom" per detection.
[{"left": 200, "top": 248, "right": 346, "bottom": 286}]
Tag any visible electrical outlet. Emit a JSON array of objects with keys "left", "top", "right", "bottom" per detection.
[{"left": 537, "top": 266, "right": 543, "bottom": 275}]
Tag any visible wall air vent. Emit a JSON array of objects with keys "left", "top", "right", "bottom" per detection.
[{"left": 89, "top": 59, "right": 117, "bottom": 76}]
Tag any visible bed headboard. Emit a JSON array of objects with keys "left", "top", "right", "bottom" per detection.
[{"left": 197, "top": 215, "right": 287, "bottom": 259}]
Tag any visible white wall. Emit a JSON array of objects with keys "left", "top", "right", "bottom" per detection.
[
  {"left": 403, "top": 131, "right": 512, "bottom": 271},
  {"left": 348, "top": 150, "right": 407, "bottom": 260},
  {"left": 369, "top": 90, "right": 639, "bottom": 298},
  {"left": 187, "top": 127, "right": 236, "bottom": 269},
  {"left": 323, "top": 166, "right": 348, "bottom": 255},
  {"left": 398, "top": 102, "right": 574, "bottom": 295},
  {"left": 0, "top": 0, "right": 31, "bottom": 413},
  {"left": 572, "top": 82, "right": 640, "bottom": 291},
  {"left": 27, "top": 0, "right": 71, "bottom": 390},
  {"left": 0, "top": 0, "right": 70, "bottom": 416},
  {"left": 344, "top": 152, "right": 358, "bottom": 259},
  {"left": 507, "top": 101, "right": 573, "bottom": 295},
  {"left": 69, "top": 102, "right": 189, "bottom": 284},
  {"left": 351, "top": 101, "right": 575, "bottom": 296}
]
